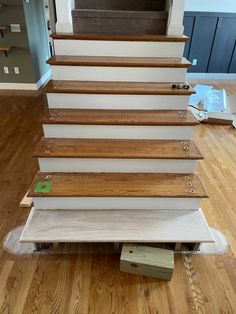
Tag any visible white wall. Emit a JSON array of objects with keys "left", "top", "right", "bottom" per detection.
[{"left": 185, "top": 0, "right": 236, "bottom": 13}]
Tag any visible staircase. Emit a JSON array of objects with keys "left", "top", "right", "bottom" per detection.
[
  {"left": 72, "top": 0, "right": 168, "bottom": 35},
  {"left": 20, "top": 24, "right": 213, "bottom": 249}
]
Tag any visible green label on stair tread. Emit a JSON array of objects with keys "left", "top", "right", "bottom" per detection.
[{"left": 34, "top": 181, "right": 52, "bottom": 193}]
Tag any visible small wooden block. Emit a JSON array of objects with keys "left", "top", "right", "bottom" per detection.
[
  {"left": 120, "top": 244, "right": 174, "bottom": 280},
  {"left": 20, "top": 191, "right": 33, "bottom": 208}
]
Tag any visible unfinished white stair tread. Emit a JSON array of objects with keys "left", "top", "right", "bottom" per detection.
[{"left": 20, "top": 208, "right": 214, "bottom": 243}]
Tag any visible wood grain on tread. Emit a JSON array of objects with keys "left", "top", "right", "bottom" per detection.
[
  {"left": 50, "top": 32, "right": 188, "bottom": 42},
  {"left": 42, "top": 109, "right": 198, "bottom": 126},
  {"left": 20, "top": 208, "right": 213, "bottom": 243},
  {"left": 34, "top": 138, "right": 203, "bottom": 160},
  {"left": 28, "top": 172, "right": 208, "bottom": 198},
  {"left": 43, "top": 80, "right": 195, "bottom": 95},
  {"left": 47, "top": 56, "right": 192, "bottom": 68}
]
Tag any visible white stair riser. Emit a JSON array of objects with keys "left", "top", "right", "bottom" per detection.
[
  {"left": 47, "top": 94, "right": 189, "bottom": 110},
  {"left": 54, "top": 40, "right": 185, "bottom": 57},
  {"left": 43, "top": 124, "right": 194, "bottom": 140},
  {"left": 33, "top": 197, "right": 201, "bottom": 210},
  {"left": 38, "top": 158, "right": 197, "bottom": 173},
  {"left": 51, "top": 66, "right": 187, "bottom": 82}
]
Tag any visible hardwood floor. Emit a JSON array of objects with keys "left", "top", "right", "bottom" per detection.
[{"left": 0, "top": 83, "right": 236, "bottom": 313}]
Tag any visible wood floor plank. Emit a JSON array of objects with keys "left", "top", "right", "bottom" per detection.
[
  {"left": 43, "top": 80, "right": 195, "bottom": 95},
  {"left": 28, "top": 172, "right": 208, "bottom": 198},
  {"left": 42, "top": 109, "right": 198, "bottom": 126},
  {"left": 34, "top": 138, "right": 203, "bottom": 160},
  {"left": 20, "top": 208, "right": 214, "bottom": 243},
  {"left": 47, "top": 56, "right": 192, "bottom": 68},
  {"left": 51, "top": 33, "right": 189, "bottom": 42}
]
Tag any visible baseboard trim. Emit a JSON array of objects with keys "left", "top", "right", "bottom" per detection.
[
  {"left": 187, "top": 73, "right": 236, "bottom": 80},
  {"left": 36, "top": 69, "right": 52, "bottom": 89},
  {"left": 0, "top": 70, "right": 51, "bottom": 91},
  {"left": 0, "top": 83, "right": 37, "bottom": 90}
]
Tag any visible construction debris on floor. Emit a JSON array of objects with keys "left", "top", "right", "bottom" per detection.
[{"left": 189, "top": 84, "right": 236, "bottom": 126}]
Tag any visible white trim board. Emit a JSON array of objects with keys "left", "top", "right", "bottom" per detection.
[
  {"left": 51, "top": 66, "right": 187, "bottom": 82},
  {"left": 0, "top": 70, "right": 51, "bottom": 91},
  {"left": 54, "top": 39, "right": 185, "bottom": 57},
  {"left": 20, "top": 208, "right": 214, "bottom": 243},
  {"left": 47, "top": 93, "right": 189, "bottom": 110},
  {"left": 38, "top": 158, "right": 197, "bottom": 173},
  {"left": 187, "top": 73, "right": 236, "bottom": 80},
  {"left": 33, "top": 197, "right": 201, "bottom": 210},
  {"left": 0, "top": 83, "right": 37, "bottom": 90},
  {"left": 43, "top": 124, "right": 194, "bottom": 140}
]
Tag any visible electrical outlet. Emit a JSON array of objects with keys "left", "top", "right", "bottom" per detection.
[
  {"left": 10, "top": 24, "right": 21, "bottom": 32},
  {"left": 192, "top": 59, "right": 198, "bottom": 66},
  {"left": 14, "top": 67, "right": 20, "bottom": 75},
  {"left": 3, "top": 67, "right": 9, "bottom": 74}
]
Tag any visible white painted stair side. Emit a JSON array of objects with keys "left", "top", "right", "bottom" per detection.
[
  {"left": 51, "top": 65, "right": 187, "bottom": 82},
  {"left": 38, "top": 158, "right": 197, "bottom": 173},
  {"left": 43, "top": 124, "right": 194, "bottom": 140},
  {"left": 54, "top": 39, "right": 185, "bottom": 57},
  {"left": 46, "top": 94, "right": 189, "bottom": 110},
  {"left": 32, "top": 197, "right": 201, "bottom": 211}
]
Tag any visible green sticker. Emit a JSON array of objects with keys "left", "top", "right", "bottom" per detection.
[{"left": 34, "top": 181, "right": 52, "bottom": 193}]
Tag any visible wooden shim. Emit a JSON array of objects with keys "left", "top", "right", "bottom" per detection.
[
  {"left": 192, "top": 243, "right": 201, "bottom": 251},
  {"left": 120, "top": 244, "right": 174, "bottom": 280},
  {"left": 20, "top": 191, "right": 33, "bottom": 208},
  {"left": 174, "top": 242, "right": 182, "bottom": 251}
]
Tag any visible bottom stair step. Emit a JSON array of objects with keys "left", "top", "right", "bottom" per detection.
[{"left": 20, "top": 208, "right": 214, "bottom": 243}]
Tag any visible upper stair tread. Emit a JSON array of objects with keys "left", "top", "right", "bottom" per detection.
[
  {"left": 72, "top": 9, "right": 168, "bottom": 18},
  {"left": 34, "top": 137, "right": 203, "bottom": 160},
  {"left": 20, "top": 208, "right": 214, "bottom": 243},
  {"left": 42, "top": 109, "right": 198, "bottom": 126},
  {"left": 47, "top": 56, "right": 192, "bottom": 68},
  {"left": 51, "top": 33, "right": 188, "bottom": 42},
  {"left": 28, "top": 172, "right": 208, "bottom": 198},
  {"left": 43, "top": 80, "right": 195, "bottom": 95}
]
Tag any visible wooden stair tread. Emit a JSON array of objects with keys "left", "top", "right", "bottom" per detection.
[
  {"left": 44, "top": 80, "right": 195, "bottom": 95},
  {"left": 28, "top": 172, "right": 208, "bottom": 198},
  {"left": 42, "top": 109, "right": 198, "bottom": 126},
  {"left": 20, "top": 208, "right": 214, "bottom": 243},
  {"left": 34, "top": 138, "right": 203, "bottom": 160},
  {"left": 51, "top": 33, "right": 188, "bottom": 42},
  {"left": 47, "top": 56, "right": 191, "bottom": 68}
]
